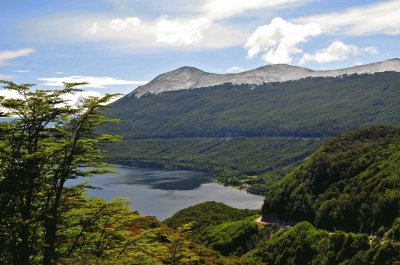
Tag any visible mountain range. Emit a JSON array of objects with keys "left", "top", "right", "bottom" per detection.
[
  {"left": 131, "top": 58, "right": 400, "bottom": 97},
  {"left": 102, "top": 59, "right": 400, "bottom": 193}
]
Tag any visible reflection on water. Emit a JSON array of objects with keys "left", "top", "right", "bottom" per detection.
[
  {"left": 96, "top": 167, "right": 211, "bottom": 190},
  {"left": 68, "top": 166, "right": 264, "bottom": 220}
]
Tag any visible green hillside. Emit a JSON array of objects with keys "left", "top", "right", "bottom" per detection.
[
  {"left": 243, "top": 221, "right": 400, "bottom": 265},
  {"left": 164, "top": 201, "right": 258, "bottom": 230},
  {"left": 102, "top": 72, "right": 400, "bottom": 192},
  {"left": 105, "top": 72, "right": 400, "bottom": 139},
  {"left": 262, "top": 125, "right": 400, "bottom": 233},
  {"left": 164, "top": 202, "right": 260, "bottom": 256}
]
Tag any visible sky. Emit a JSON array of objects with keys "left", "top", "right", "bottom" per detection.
[{"left": 1, "top": 0, "right": 400, "bottom": 102}]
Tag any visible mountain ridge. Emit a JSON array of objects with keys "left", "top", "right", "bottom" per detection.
[{"left": 131, "top": 58, "right": 400, "bottom": 98}]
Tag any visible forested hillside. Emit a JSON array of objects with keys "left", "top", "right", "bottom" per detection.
[
  {"left": 105, "top": 72, "right": 400, "bottom": 139},
  {"left": 102, "top": 72, "right": 400, "bottom": 192},
  {"left": 262, "top": 126, "right": 400, "bottom": 233}
]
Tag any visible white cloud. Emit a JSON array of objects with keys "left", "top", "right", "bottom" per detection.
[
  {"left": 0, "top": 89, "right": 22, "bottom": 99},
  {"left": 0, "top": 89, "right": 119, "bottom": 112},
  {"left": 109, "top": 17, "right": 141, "bottom": 31},
  {"left": 62, "top": 91, "right": 123, "bottom": 107},
  {"left": 299, "top": 41, "right": 379, "bottom": 64},
  {"left": 13, "top": 70, "right": 31, "bottom": 73},
  {"left": 295, "top": 0, "right": 400, "bottom": 36},
  {"left": 61, "top": 90, "right": 103, "bottom": 107},
  {"left": 155, "top": 16, "right": 211, "bottom": 45},
  {"left": 38, "top": 75, "right": 148, "bottom": 88},
  {"left": 0, "top": 48, "right": 36, "bottom": 65},
  {"left": 154, "top": 0, "right": 307, "bottom": 46},
  {"left": 24, "top": 0, "right": 311, "bottom": 50},
  {"left": 244, "top": 1, "right": 400, "bottom": 65},
  {"left": 84, "top": 23, "right": 99, "bottom": 37},
  {"left": 55, "top": 71, "right": 64, "bottom": 75},
  {"left": 245, "top": 17, "right": 321, "bottom": 64},
  {"left": 226, "top": 66, "right": 244, "bottom": 73}
]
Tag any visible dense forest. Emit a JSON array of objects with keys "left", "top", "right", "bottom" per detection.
[
  {"left": 262, "top": 125, "right": 400, "bottom": 233},
  {"left": 101, "top": 72, "right": 400, "bottom": 193}
]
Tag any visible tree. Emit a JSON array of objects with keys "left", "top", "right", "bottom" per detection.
[{"left": 0, "top": 81, "right": 121, "bottom": 265}]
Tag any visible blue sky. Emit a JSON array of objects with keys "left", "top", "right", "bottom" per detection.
[{"left": 1, "top": 0, "right": 400, "bottom": 101}]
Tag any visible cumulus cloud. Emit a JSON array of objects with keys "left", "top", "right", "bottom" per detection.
[
  {"left": 245, "top": 17, "right": 321, "bottom": 64},
  {"left": 226, "top": 66, "right": 244, "bottom": 73},
  {"left": 63, "top": 91, "right": 123, "bottom": 107},
  {"left": 155, "top": 16, "right": 211, "bottom": 45},
  {"left": 38, "top": 75, "right": 148, "bottom": 88},
  {"left": 155, "top": 0, "right": 306, "bottom": 46},
  {"left": 0, "top": 89, "right": 22, "bottom": 99},
  {"left": 295, "top": 0, "right": 400, "bottom": 35},
  {"left": 61, "top": 90, "right": 103, "bottom": 107},
  {"left": 109, "top": 17, "right": 141, "bottom": 31},
  {"left": 299, "top": 41, "right": 379, "bottom": 64},
  {"left": 0, "top": 48, "right": 36, "bottom": 65}
]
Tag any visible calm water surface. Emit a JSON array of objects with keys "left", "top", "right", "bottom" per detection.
[{"left": 68, "top": 166, "right": 264, "bottom": 220}]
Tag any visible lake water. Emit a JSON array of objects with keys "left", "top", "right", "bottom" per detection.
[{"left": 67, "top": 166, "right": 264, "bottom": 220}]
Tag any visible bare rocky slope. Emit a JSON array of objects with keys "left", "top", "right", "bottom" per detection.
[{"left": 131, "top": 58, "right": 400, "bottom": 98}]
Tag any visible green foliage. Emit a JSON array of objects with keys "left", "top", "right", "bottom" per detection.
[
  {"left": 385, "top": 218, "right": 400, "bottom": 242},
  {"left": 52, "top": 189, "right": 239, "bottom": 265},
  {"left": 244, "top": 222, "right": 331, "bottom": 265},
  {"left": 164, "top": 201, "right": 259, "bottom": 230},
  {"left": 243, "top": 222, "right": 399, "bottom": 265},
  {"left": 165, "top": 202, "right": 260, "bottom": 257},
  {"left": 262, "top": 125, "right": 400, "bottom": 233},
  {"left": 194, "top": 219, "right": 259, "bottom": 256},
  {"left": 0, "top": 81, "right": 121, "bottom": 264}
]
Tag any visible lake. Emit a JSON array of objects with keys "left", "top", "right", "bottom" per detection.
[{"left": 67, "top": 166, "right": 264, "bottom": 220}]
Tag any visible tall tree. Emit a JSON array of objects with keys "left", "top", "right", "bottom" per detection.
[{"left": 0, "top": 81, "right": 121, "bottom": 265}]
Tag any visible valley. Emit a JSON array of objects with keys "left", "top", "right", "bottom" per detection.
[
  {"left": 3, "top": 1, "right": 400, "bottom": 263},
  {"left": 1, "top": 60, "right": 399, "bottom": 264}
]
